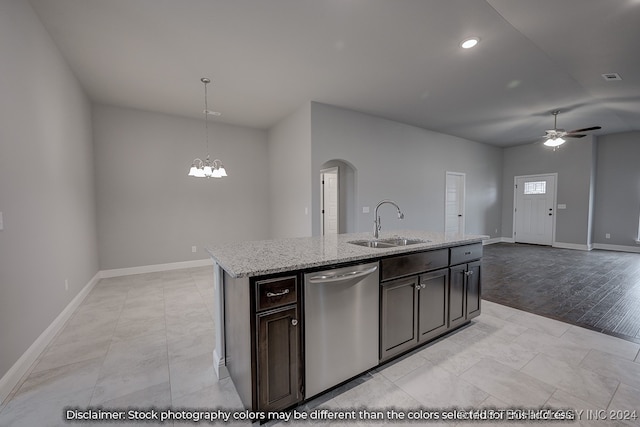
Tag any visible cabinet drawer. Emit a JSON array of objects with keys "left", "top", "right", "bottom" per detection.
[
  {"left": 255, "top": 276, "right": 297, "bottom": 312},
  {"left": 381, "top": 249, "right": 448, "bottom": 281},
  {"left": 450, "top": 243, "right": 483, "bottom": 265}
]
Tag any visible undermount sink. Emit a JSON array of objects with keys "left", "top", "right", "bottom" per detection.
[{"left": 348, "top": 237, "right": 430, "bottom": 248}]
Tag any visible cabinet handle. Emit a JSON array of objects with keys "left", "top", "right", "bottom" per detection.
[
  {"left": 415, "top": 284, "right": 422, "bottom": 290},
  {"left": 266, "top": 289, "right": 290, "bottom": 298},
  {"left": 291, "top": 319, "right": 298, "bottom": 326},
  {"left": 465, "top": 251, "right": 472, "bottom": 255},
  {"left": 421, "top": 283, "right": 426, "bottom": 289},
  {"left": 465, "top": 270, "right": 474, "bottom": 276}
]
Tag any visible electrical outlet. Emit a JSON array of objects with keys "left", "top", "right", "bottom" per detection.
[
  {"left": 362, "top": 206, "right": 370, "bottom": 214},
  {"left": 605, "top": 233, "right": 611, "bottom": 239},
  {"left": 65, "top": 279, "right": 69, "bottom": 291},
  {"left": 192, "top": 246, "right": 197, "bottom": 253}
]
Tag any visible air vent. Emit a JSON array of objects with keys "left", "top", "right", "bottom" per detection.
[{"left": 601, "top": 73, "right": 622, "bottom": 81}]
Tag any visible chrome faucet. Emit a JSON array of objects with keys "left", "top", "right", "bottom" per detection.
[{"left": 373, "top": 199, "right": 404, "bottom": 239}]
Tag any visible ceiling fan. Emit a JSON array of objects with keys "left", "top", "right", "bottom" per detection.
[{"left": 543, "top": 110, "right": 601, "bottom": 148}]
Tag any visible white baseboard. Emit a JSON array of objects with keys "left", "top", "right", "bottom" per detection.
[
  {"left": 482, "top": 237, "right": 513, "bottom": 245},
  {"left": 592, "top": 243, "right": 640, "bottom": 254},
  {"left": 0, "top": 272, "right": 101, "bottom": 405},
  {"left": 99, "top": 258, "right": 212, "bottom": 278},
  {"left": 552, "top": 242, "right": 593, "bottom": 251}
]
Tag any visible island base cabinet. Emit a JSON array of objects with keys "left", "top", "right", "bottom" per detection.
[
  {"left": 380, "top": 276, "right": 420, "bottom": 360},
  {"left": 380, "top": 268, "right": 450, "bottom": 360},
  {"left": 449, "top": 260, "right": 482, "bottom": 329},
  {"left": 257, "top": 305, "right": 302, "bottom": 412},
  {"left": 418, "top": 269, "right": 450, "bottom": 343},
  {"left": 466, "top": 260, "right": 481, "bottom": 319}
]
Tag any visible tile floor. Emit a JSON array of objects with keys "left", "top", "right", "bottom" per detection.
[{"left": 0, "top": 267, "right": 639, "bottom": 426}]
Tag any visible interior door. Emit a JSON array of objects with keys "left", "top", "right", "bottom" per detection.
[
  {"left": 320, "top": 167, "right": 339, "bottom": 235},
  {"left": 445, "top": 172, "right": 465, "bottom": 234},
  {"left": 514, "top": 174, "right": 556, "bottom": 245}
]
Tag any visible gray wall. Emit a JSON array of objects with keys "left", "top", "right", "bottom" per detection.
[
  {"left": 267, "top": 103, "right": 312, "bottom": 238},
  {"left": 93, "top": 104, "right": 270, "bottom": 270},
  {"left": 593, "top": 131, "right": 640, "bottom": 247},
  {"left": 310, "top": 103, "right": 503, "bottom": 237},
  {"left": 0, "top": 0, "right": 99, "bottom": 380},
  {"left": 501, "top": 136, "right": 596, "bottom": 247}
]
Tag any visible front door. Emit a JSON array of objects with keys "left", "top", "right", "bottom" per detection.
[{"left": 514, "top": 174, "right": 556, "bottom": 245}]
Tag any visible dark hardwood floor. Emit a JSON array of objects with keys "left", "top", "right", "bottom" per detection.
[{"left": 482, "top": 243, "right": 640, "bottom": 344}]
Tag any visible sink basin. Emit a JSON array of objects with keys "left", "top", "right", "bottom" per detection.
[
  {"left": 378, "top": 237, "right": 429, "bottom": 246},
  {"left": 348, "top": 240, "right": 397, "bottom": 248},
  {"left": 348, "top": 237, "right": 430, "bottom": 248}
]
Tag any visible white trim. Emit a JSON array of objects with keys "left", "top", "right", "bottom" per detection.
[
  {"left": 99, "top": 258, "right": 212, "bottom": 279},
  {"left": 593, "top": 243, "right": 640, "bottom": 254},
  {"left": 482, "top": 237, "right": 504, "bottom": 245},
  {"left": 552, "top": 242, "right": 593, "bottom": 251},
  {"left": 0, "top": 272, "right": 101, "bottom": 405}
]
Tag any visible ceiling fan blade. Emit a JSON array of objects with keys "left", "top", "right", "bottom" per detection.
[
  {"left": 567, "top": 126, "right": 601, "bottom": 133},
  {"left": 564, "top": 134, "right": 586, "bottom": 138}
]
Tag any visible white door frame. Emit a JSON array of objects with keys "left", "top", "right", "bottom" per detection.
[
  {"left": 445, "top": 171, "right": 466, "bottom": 235},
  {"left": 320, "top": 167, "right": 339, "bottom": 235},
  {"left": 512, "top": 173, "right": 558, "bottom": 245}
]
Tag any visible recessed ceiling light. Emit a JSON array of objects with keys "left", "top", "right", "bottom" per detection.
[{"left": 460, "top": 37, "right": 479, "bottom": 49}]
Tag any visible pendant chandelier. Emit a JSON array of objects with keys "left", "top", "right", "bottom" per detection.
[{"left": 188, "top": 77, "right": 227, "bottom": 178}]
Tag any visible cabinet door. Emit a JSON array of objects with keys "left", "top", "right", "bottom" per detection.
[
  {"left": 257, "top": 305, "right": 301, "bottom": 411},
  {"left": 417, "top": 268, "right": 449, "bottom": 343},
  {"left": 449, "top": 264, "right": 467, "bottom": 329},
  {"left": 466, "top": 261, "right": 481, "bottom": 319},
  {"left": 380, "top": 276, "right": 419, "bottom": 360}
]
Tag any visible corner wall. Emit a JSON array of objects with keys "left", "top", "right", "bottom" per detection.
[
  {"left": 267, "top": 103, "right": 312, "bottom": 238},
  {"left": 310, "top": 102, "right": 503, "bottom": 237},
  {"left": 593, "top": 131, "right": 640, "bottom": 248},
  {"left": 0, "top": 0, "right": 98, "bottom": 386},
  {"left": 93, "top": 104, "right": 270, "bottom": 270}
]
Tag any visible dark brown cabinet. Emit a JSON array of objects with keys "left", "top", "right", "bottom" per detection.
[
  {"left": 254, "top": 275, "right": 302, "bottom": 412},
  {"left": 418, "top": 268, "right": 450, "bottom": 342},
  {"left": 257, "top": 305, "right": 301, "bottom": 411},
  {"left": 449, "top": 244, "right": 482, "bottom": 329},
  {"left": 380, "top": 244, "right": 482, "bottom": 361},
  {"left": 380, "top": 275, "right": 420, "bottom": 360},
  {"left": 223, "top": 273, "right": 303, "bottom": 413},
  {"left": 380, "top": 250, "right": 449, "bottom": 361},
  {"left": 380, "top": 268, "right": 450, "bottom": 360}
]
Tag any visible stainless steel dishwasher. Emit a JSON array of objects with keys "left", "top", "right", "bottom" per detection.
[{"left": 304, "top": 261, "right": 380, "bottom": 399}]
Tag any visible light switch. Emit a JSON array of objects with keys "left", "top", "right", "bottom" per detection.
[
  {"left": 0, "top": 211, "right": 3, "bottom": 231},
  {"left": 362, "top": 206, "right": 370, "bottom": 214}
]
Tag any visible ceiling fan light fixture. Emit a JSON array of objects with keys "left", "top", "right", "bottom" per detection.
[
  {"left": 460, "top": 37, "right": 479, "bottom": 49},
  {"left": 544, "top": 137, "right": 565, "bottom": 147}
]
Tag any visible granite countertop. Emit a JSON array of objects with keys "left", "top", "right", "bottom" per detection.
[{"left": 206, "top": 230, "right": 488, "bottom": 278}]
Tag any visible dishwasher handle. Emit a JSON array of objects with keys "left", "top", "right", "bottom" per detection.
[{"left": 307, "top": 265, "right": 378, "bottom": 284}]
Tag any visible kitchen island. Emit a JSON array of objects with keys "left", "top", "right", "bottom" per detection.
[{"left": 206, "top": 230, "right": 487, "bottom": 413}]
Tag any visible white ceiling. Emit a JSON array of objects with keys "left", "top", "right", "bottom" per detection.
[{"left": 28, "top": 0, "right": 640, "bottom": 146}]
